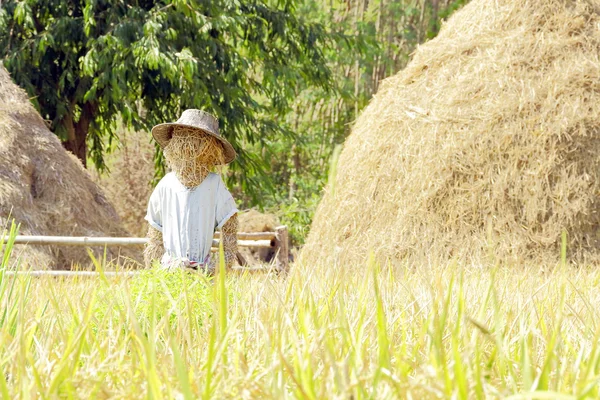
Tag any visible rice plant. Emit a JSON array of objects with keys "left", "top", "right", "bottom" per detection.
[{"left": 1, "top": 223, "right": 599, "bottom": 398}]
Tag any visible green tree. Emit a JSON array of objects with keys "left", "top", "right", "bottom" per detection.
[{"left": 0, "top": 0, "right": 332, "bottom": 197}]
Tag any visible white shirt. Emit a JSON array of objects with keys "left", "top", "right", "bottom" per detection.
[{"left": 145, "top": 172, "right": 238, "bottom": 265}]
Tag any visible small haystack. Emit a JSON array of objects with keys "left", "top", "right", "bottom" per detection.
[
  {"left": 301, "top": 0, "right": 600, "bottom": 267},
  {"left": 0, "top": 66, "right": 140, "bottom": 269},
  {"left": 238, "top": 209, "right": 280, "bottom": 265}
]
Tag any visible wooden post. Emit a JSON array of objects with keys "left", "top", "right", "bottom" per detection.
[{"left": 275, "top": 226, "right": 289, "bottom": 273}]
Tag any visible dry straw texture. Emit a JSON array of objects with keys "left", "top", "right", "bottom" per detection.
[
  {"left": 302, "top": 0, "right": 600, "bottom": 267},
  {"left": 163, "top": 126, "right": 226, "bottom": 187},
  {"left": 0, "top": 66, "right": 139, "bottom": 269},
  {"left": 92, "top": 129, "right": 155, "bottom": 238},
  {"left": 238, "top": 209, "right": 281, "bottom": 265},
  {"left": 238, "top": 209, "right": 280, "bottom": 233}
]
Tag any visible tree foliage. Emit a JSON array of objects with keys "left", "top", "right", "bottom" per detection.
[{"left": 0, "top": 0, "right": 333, "bottom": 198}]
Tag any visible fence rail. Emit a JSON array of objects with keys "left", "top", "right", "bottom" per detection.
[
  {"left": 1, "top": 226, "right": 290, "bottom": 273},
  {"left": 3, "top": 265, "right": 277, "bottom": 278},
  {"left": 7, "top": 235, "right": 274, "bottom": 249}
]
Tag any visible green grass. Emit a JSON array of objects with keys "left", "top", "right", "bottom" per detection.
[{"left": 1, "top": 223, "right": 600, "bottom": 398}]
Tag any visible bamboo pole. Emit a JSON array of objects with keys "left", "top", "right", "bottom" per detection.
[
  {"left": 1, "top": 228, "right": 288, "bottom": 272},
  {"left": 222, "top": 240, "right": 273, "bottom": 249},
  {"left": 3, "top": 264, "right": 279, "bottom": 278},
  {"left": 3, "top": 236, "right": 274, "bottom": 249},
  {"left": 213, "top": 232, "right": 276, "bottom": 241},
  {"left": 3, "top": 271, "right": 140, "bottom": 278},
  {"left": 8, "top": 236, "right": 148, "bottom": 246}
]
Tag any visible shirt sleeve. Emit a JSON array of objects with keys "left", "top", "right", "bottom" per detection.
[
  {"left": 215, "top": 176, "right": 238, "bottom": 229},
  {"left": 145, "top": 186, "right": 163, "bottom": 232}
]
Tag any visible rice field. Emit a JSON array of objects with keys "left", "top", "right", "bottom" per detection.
[{"left": 1, "top": 222, "right": 600, "bottom": 399}]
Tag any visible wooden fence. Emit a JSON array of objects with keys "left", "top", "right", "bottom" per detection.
[{"left": 2, "top": 226, "right": 289, "bottom": 275}]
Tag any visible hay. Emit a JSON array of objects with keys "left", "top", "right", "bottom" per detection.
[
  {"left": 0, "top": 66, "right": 140, "bottom": 269},
  {"left": 220, "top": 212, "right": 239, "bottom": 268},
  {"left": 163, "top": 127, "right": 225, "bottom": 187},
  {"left": 144, "top": 225, "right": 163, "bottom": 268},
  {"left": 238, "top": 209, "right": 280, "bottom": 233},
  {"left": 92, "top": 129, "right": 155, "bottom": 238},
  {"left": 301, "top": 0, "right": 600, "bottom": 267},
  {"left": 238, "top": 209, "right": 280, "bottom": 265}
]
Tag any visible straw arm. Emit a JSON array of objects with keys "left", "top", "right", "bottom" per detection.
[
  {"left": 144, "top": 226, "right": 164, "bottom": 268},
  {"left": 219, "top": 213, "right": 238, "bottom": 269}
]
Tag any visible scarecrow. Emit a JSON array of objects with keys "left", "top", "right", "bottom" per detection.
[{"left": 143, "top": 109, "right": 239, "bottom": 272}]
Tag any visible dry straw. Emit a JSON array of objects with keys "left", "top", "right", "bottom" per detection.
[
  {"left": 91, "top": 129, "right": 155, "bottom": 238},
  {"left": 237, "top": 209, "right": 281, "bottom": 265},
  {"left": 301, "top": 0, "right": 600, "bottom": 267},
  {"left": 163, "top": 126, "right": 225, "bottom": 187},
  {"left": 0, "top": 66, "right": 139, "bottom": 269}
]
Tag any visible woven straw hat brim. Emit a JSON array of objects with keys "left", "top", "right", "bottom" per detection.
[{"left": 151, "top": 123, "right": 237, "bottom": 165}]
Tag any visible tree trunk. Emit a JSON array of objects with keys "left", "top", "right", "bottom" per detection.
[{"left": 62, "top": 102, "right": 96, "bottom": 167}]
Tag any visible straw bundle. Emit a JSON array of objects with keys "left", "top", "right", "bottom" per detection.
[
  {"left": 238, "top": 209, "right": 280, "bottom": 233},
  {"left": 301, "top": 0, "right": 600, "bottom": 267},
  {"left": 163, "top": 126, "right": 225, "bottom": 187},
  {"left": 0, "top": 66, "right": 140, "bottom": 269},
  {"left": 238, "top": 210, "right": 280, "bottom": 265}
]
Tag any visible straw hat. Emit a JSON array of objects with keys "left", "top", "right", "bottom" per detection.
[{"left": 151, "top": 109, "right": 237, "bottom": 164}]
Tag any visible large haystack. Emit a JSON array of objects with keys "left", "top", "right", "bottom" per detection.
[
  {"left": 0, "top": 66, "right": 140, "bottom": 269},
  {"left": 302, "top": 0, "right": 600, "bottom": 267}
]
